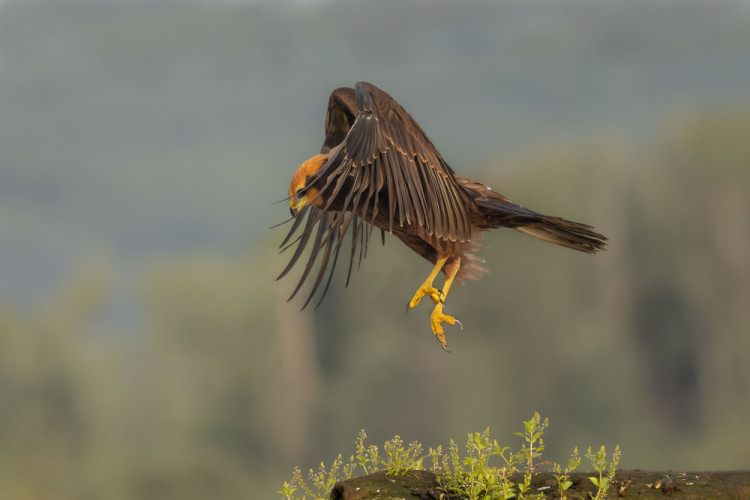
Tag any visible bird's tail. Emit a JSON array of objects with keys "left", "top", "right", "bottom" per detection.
[
  {"left": 513, "top": 219, "right": 607, "bottom": 254},
  {"left": 461, "top": 179, "right": 607, "bottom": 254}
]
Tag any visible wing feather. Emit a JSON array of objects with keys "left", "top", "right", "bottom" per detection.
[
  {"left": 280, "top": 82, "right": 472, "bottom": 307},
  {"left": 322, "top": 88, "right": 358, "bottom": 154},
  {"left": 289, "top": 211, "right": 335, "bottom": 303},
  {"left": 302, "top": 212, "right": 346, "bottom": 309}
]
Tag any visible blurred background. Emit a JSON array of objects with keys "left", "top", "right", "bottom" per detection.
[{"left": 1, "top": 0, "right": 750, "bottom": 498}]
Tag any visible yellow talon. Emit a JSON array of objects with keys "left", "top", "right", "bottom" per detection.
[
  {"left": 407, "top": 255, "right": 463, "bottom": 350},
  {"left": 409, "top": 285, "right": 444, "bottom": 308},
  {"left": 430, "top": 303, "right": 460, "bottom": 349},
  {"left": 407, "top": 256, "right": 449, "bottom": 309}
]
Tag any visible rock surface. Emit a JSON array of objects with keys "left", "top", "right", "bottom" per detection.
[{"left": 331, "top": 469, "right": 750, "bottom": 499}]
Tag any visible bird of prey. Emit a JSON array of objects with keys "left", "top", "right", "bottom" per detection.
[{"left": 278, "top": 82, "right": 606, "bottom": 349}]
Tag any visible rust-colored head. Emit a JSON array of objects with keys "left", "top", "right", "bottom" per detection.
[{"left": 289, "top": 154, "right": 328, "bottom": 215}]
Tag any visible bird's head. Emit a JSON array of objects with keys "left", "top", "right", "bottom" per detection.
[{"left": 289, "top": 154, "right": 329, "bottom": 216}]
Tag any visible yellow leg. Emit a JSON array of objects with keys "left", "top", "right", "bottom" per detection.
[
  {"left": 408, "top": 256, "right": 449, "bottom": 308},
  {"left": 429, "top": 257, "right": 462, "bottom": 350}
]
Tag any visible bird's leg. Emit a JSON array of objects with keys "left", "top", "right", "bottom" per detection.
[
  {"left": 408, "top": 256, "right": 448, "bottom": 308},
  {"left": 429, "top": 257, "right": 462, "bottom": 350}
]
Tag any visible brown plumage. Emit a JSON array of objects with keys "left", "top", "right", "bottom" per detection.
[{"left": 278, "top": 82, "right": 607, "bottom": 349}]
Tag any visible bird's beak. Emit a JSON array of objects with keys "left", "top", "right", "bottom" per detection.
[{"left": 288, "top": 187, "right": 321, "bottom": 217}]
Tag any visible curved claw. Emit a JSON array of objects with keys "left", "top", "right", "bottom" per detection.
[{"left": 430, "top": 303, "right": 460, "bottom": 350}]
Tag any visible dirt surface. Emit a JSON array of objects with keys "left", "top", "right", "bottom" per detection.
[{"left": 331, "top": 469, "right": 750, "bottom": 499}]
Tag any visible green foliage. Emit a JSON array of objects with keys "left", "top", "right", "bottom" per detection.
[
  {"left": 512, "top": 413, "right": 550, "bottom": 499},
  {"left": 585, "top": 445, "right": 621, "bottom": 500},
  {"left": 551, "top": 447, "right": 581, "bottom": 499},
  {"left": 438, "top": 430, "right": 515, "bottom": 500},
  {"left": 280, "top": 415, "right": 621, "bottom": 500},
  {"left": 382, "top": 435, "right": 424, "bottom": 475},
  {"left": 354, "top": 430, "right": 379, "bottom": 476},
  {"left": 280, "top": 459, "right": 356, "bottom": 500},
  {"left": 513, "top": 413, "right": 548, "bottom": 472}
]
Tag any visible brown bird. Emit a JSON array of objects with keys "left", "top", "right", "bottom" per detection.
[{"left": 278, "top": 82, "right": 606, "bottom": 349}]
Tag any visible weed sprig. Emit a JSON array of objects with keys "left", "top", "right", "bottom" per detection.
[{"left": 278, "top": 413, "right": 621, "bottom": 500}]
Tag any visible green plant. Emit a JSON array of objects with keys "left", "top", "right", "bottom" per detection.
[
  {"left": 382, "top": 435, "right": 423, "bottom": 475},
  {"left": 354, "top": 429, "right": 379, "bottom": 475},
  {"left": 438, "top": 429, "right": 516, "bottom": 500},
  {"left": 279, "top": 415, "right": 622, "bottom": 500},
  {"left": 278, "top": 455, "right": 357, "bottom": 500},
  {"left": 278, "top": 480, "right": 296, "bottom": 500},
  {"left": 552, "top": 447, "right": 581, "bottom": 499},
  {"left": 585, "top": 444, "right": 621, "bottom": 500},
  {"left": 513, "top": 412, "right": 549, "bottom": 499},
  {"left": 514, "top": 412, "right": 548, "bottom": 473}
]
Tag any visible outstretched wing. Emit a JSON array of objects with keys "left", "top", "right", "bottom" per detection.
[
  {"left": 311, "top": 82, "right": 473, "bottom": 241},
  {"left": 279, "top": 82, "right": 472, "bottom": 308}
]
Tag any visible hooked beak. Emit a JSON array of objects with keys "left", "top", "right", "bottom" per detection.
[{"left": 288, "top": 187, "right": 320, "bottom": 217}]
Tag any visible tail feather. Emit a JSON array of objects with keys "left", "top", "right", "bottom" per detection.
[
  {"left": 514, "top": 219, "right": 606, "bottom": 254},
  {"left": 457, "top": 177, "right": 607, "bottom": 254}
]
